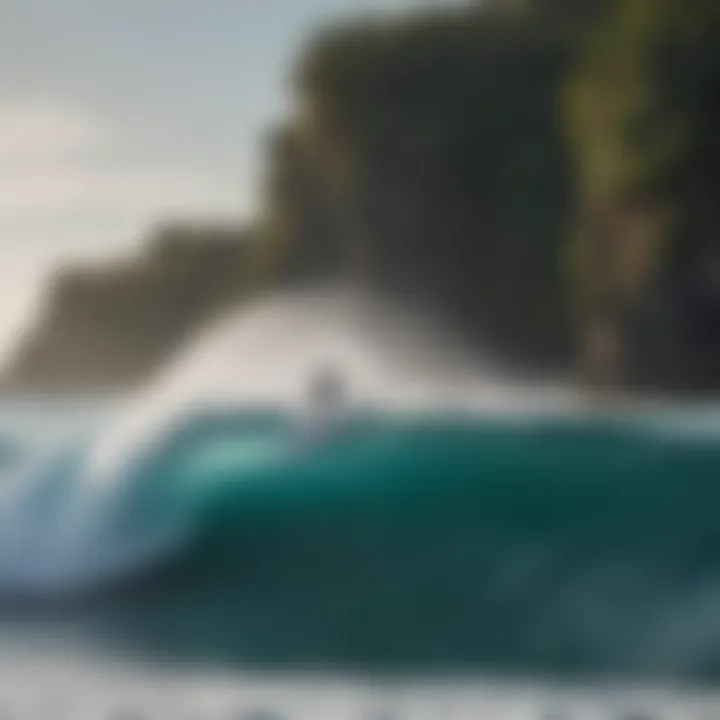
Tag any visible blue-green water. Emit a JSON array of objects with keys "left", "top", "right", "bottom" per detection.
[{"left": 1, "top": 398, "right": 720, "bottom": 685}]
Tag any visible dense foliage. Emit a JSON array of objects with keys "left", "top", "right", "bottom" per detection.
[
  {"left": 565, "top": 0, "right": 720, "bottom": 389},
  {"left": 262, "top": 0, "right": 720, "bottom": 390}
]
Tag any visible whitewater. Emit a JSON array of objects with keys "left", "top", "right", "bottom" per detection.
[{"left": 2, "top": 287, "right": 720, "bottom": 716}]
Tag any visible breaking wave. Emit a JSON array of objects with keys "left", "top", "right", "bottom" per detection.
[{"left": 0, "top": 290, "right": 719, "bottom": 682}]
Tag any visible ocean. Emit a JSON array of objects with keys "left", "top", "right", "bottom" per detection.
[{"left": 1, "top": 392, "right": 720, "bottom": 717}]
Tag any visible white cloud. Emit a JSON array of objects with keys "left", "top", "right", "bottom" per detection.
[
  {"left": 0, "top": 98, "right": 104, "bottom": 160},
  {"left": 0, "top": 97, "right": 244, "bottom": 218},
  {"left": 0, "top": 96, "right": 248, "bottom": 358},
  {"left": 0, "top": 166, "right": 244, "bottom": 217}
]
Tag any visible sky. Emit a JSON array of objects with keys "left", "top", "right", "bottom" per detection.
[{"left": 0, "top": 0, "right": 419, "bottom": 356}]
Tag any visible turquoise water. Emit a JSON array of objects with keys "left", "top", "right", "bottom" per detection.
[{"left": 1, "top": 398, "right": 720, "bottom": 685}]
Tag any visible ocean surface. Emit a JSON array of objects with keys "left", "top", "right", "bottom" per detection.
[{"left": 2, "top": 393, "right": 720, "bottom": 716}]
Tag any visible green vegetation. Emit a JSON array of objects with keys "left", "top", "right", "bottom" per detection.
[
  {"left": 565, "top": 0, "right": 720, "bottom": 390},
  {"left": 261, "top": 0, "right": 720, "bottom": 391},
  {"left": 4, "top": 225, "right": 250, "bottom": 391}
]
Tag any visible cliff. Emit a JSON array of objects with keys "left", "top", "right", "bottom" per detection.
[
  {"left": 259, "top": 0, "right": 594, "bottom": 371},
  {"left": 2, "top": 224, "right": 252, "bottom": 392},
  {"left": 565, "top": 0, "right": 720, "bottom": 392},
  {"left": 261, "top": 0, "right": 720, "bottom": 392},
  {"left": 7, "top": 0, "right": 720, "bottom": 394}
]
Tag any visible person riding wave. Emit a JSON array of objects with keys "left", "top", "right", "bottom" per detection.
[{"left": 296, "top": 365, "right": 350, "bottom": 444}]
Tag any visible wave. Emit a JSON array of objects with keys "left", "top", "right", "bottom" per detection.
[
  {"left": 1, "top": 290, "right": 720, "bottom": 680},
  {"left": 0, "top": 402, "right": 720, "bottom": 682}
]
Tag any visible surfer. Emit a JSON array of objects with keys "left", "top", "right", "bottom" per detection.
[
  {"left": 308, "top": 365, "right": 346, "bottom": 416},
  {"left": 296, "top": 364, "right": 350, "bottom": 444}
]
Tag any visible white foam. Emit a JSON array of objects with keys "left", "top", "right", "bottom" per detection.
[
  {"left": 0, "top": 649, "right": 715, "bottom": 720},
  {"left": 86, "top": 286, "right": 580, "bottom": 483}
]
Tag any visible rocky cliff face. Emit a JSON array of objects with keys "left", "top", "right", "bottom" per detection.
[
  {"left": 2, "top": 224, "right": 251, "bottom": 392},
  {"left": 261, "top": 2, "right": 579, "bottom": 372},
  {"left": 565, "top": 0, "right": 720, "bottom": 392},
  {"left": 262, "top": 0, "right": 720, "bottom": 393}
]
